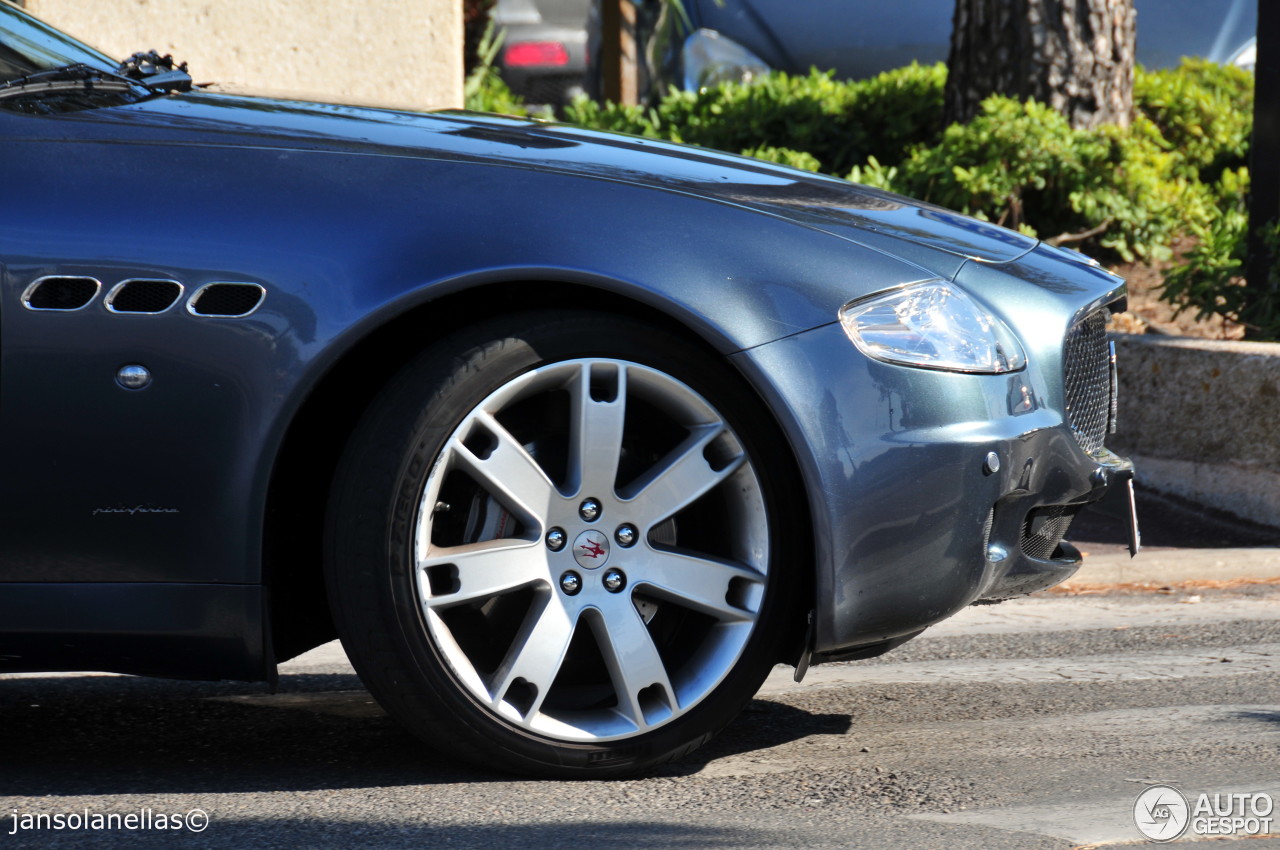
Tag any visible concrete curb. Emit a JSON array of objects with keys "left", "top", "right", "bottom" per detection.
[
  {"left": 1074, "top": 546, "right": 1280, "bottom": 585},
  {"left": 1112, "top": 334, "right": 1280, "bottom": 528}
]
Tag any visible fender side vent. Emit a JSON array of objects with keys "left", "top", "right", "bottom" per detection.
[
  {"left": 106, "top": 279, "right": 183, "bottom": 314},
  {"left": 188, "top": 282, "right": 266, "bottom": 317},
  {"left": 23, "top": 276, "right": 100, "bottom": 311}
]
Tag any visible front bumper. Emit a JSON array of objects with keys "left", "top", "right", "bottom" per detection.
[{"left": 732, "top": 319, "right": 1133, "bottom": 660}]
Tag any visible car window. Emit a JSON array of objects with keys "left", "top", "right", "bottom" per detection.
[
  {"left": 691, "top": 0, "right": 1255, "bottom": 78},
  {"left": 1135, "top": 0, "right": 1255, "bottom": 67},
  {"left": 696, "top": 0, "right": 955, "bottom": 79},
  {"left": 0, "top": 1, "right": 117, "bottom": 82}
]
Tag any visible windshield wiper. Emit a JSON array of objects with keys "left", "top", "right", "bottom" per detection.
[
  {"left": 0, "top": 51, "right": 192, "bottom": 102},
  {"left": 0, "top": 63, "right": 135, "bottom": 101}
]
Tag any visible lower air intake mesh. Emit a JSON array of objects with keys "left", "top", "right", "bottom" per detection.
[{"left": 1021, "top": 505, "right": 1081, "bottom": 560}]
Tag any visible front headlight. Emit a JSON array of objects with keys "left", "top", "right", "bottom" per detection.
[
  {"left": 681, "top": 28, "right": 771, "bottom": 92},
  {"left": 838, "top": 280, "right": 1027, "bottom": 374}
]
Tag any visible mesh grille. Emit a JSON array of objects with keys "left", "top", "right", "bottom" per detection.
[
  {"left": 1021, "top": 505, "right": 1080, "bottom": 560},
  {"left": 25, "top": 277, "right": 99, "bottom": 310},
  {"left": 108, "top": 280, "right": 182, "bottom": 314},
  {"left": 189, "top": 283, "right": 265, "bottom": 317},
  {"left": 1063, "top": 310, "right": 1112, "bottom": 453}
]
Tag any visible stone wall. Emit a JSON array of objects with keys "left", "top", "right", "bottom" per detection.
[
  {"left": 22, "top": 0, "right": 462, "bottom": 110},
  {"left": 1111, "top": 334, "right": 1280, "bottom": 528}
]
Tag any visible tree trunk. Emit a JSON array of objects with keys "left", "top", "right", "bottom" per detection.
[
  {"left": 600, "top": 0, "right": 640, "bottom": 105},
  {"left": 945, "top": 0, "right": 1136, "bottom": 130},
  {"left": 1245, "top": 0, "right": 1280, "bottom": 337}
]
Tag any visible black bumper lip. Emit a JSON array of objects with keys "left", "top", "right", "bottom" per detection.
[{"left": 977, "top": 446, "right": 1136, "bottom": 602}]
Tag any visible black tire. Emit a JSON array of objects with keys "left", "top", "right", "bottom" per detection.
[{"left": 325, "top": 311, "right": 802, "bottom": 777}]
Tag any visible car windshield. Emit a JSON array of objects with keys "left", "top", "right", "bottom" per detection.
[{"left": 0, "top": 1, "right": 117, "bottom": 84}]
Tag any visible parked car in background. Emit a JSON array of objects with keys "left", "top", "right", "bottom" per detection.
[
  {"left": 597, "top": 0, "right": 1256, "bottom": 101},
  {"left": 0, "top": 0, "right": 1136, "bottom": 778},
  {"left": 494, "top": 0, "right": 589, "bottom": 106}
]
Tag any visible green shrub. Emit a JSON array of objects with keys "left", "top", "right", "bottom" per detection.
[
  {"left": 737, "top": 145, "right": 823, "bottom": 171},
  {"left": 1159, "top": 168, "right": 1280, "bottom": 339},
  {"left": 849, "top": 97, "right": 1213, "bottom": 261},
  {"left": 553, "top": 60, "right": 1263, "bottom": 328},
  {"left": 561, "top": 97, "right": 658, "bottom": 136},
  {"left": 566, "top": 64, "right": 944, "bottom": 175},
  {"left": 463, "top": 17, "right": 529, "bottom": 116},
  {"left": 1134, "top": 58, "right": 1253, "bottom": 180},
  {"left": 465, "top": 70, "right": 529, "bottom": 115}
]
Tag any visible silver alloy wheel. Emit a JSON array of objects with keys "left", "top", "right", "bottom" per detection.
[{"left": 413, "top": 358, "right": 770, "bottom": 742}]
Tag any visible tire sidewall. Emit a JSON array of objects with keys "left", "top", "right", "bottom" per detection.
[{"left": 329, "top": 312, "right": 802, "bottom": 777}]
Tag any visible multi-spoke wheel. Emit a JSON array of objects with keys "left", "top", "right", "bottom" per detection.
[{"left": 326, "top": 312, "right": 801, "bottom": 776}]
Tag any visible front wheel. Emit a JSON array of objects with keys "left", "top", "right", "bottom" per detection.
[{"left": 326, "top": 312, "right": 802, "bottom": 776}]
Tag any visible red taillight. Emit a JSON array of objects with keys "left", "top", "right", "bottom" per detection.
[{"left": 503, "top": 41, "right": 570, "bottom": 67}]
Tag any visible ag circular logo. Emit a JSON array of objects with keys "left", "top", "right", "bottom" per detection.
[
  {"left": 1134, "top": 785, "right": 1190, "bottom": 842},
  {"left": 572, "top": 529, "right": 610, "bottom": 569}
]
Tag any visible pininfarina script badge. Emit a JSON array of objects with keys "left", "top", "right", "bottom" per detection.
[{"left": 92, "top": 505, "right": 180, "bottom": 516}]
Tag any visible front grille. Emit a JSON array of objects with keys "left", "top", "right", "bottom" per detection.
[
  {"left": 1063, "top": 310, "right": 1112, "bottom": 453},
  {"left": 1021, "top": 505, "right": 1081, "bottom": 560}
]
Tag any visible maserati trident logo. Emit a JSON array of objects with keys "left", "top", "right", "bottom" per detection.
[{"left": 572, "top": 529, "right": 610, "bottom": 569}]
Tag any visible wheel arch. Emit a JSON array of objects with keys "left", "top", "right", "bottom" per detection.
[{"left": 263, "top": 278, "right": 816, "bottom": 667}]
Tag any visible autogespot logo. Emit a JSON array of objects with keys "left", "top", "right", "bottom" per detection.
[{"left": 1134, "top": 785, "right": 1191, "bottom": 842}]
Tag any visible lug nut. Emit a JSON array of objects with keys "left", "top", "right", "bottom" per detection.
[
  {"left": 546, "top": 527, "right": 567, "bottom": 551},
  {"left": 602, "top": 568, "right": 626, "bottom": 593},
  {"left": 579, "top": 498, "right": 602, "bottom": 522},
  {"left": 615, "top": 523, "right": 638, "bottom": 547},
  {"left": 559, "top": 571, "right": 582, "bottom": 595}
]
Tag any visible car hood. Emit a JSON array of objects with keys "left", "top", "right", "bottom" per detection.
[{"left": 88, "top": 95, "right": 1036, "bottom": 278}]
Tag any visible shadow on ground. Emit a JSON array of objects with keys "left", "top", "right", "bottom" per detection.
[
  {"left": 1074, "top": 485, "right": 1280, "bottom": 549},
  {"left": 0, "top": 671, "right": 850, "bottom": 796},
  {"left": 1, "top": 818, "right": 799, "bottom": 850}
]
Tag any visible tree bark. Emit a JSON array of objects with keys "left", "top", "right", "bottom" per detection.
[
  {"left": 600, "top": 0, "right": 640, "bottom": 105},
  {"left": 1245, "top": 0, "right": 1279, "bottom": 336},
  {"left": 945, "top": 0, "right": 1136, "bottom": 129}
]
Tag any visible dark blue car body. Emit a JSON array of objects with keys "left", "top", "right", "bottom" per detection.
[{"left": 0, "top": 2, "right": 1134, "bottom": 775}]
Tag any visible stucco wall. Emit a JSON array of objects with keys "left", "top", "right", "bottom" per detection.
[
  {"left": 1111, "top": 334, "right": 1280, "bottom": 528},
  {"left": 23, "top": 0, "right": 462, "bottom": 110}
]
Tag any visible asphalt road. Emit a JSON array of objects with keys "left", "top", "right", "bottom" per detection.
[{"left": 3, "top": 579, "right": 1278, "bottom": 849}]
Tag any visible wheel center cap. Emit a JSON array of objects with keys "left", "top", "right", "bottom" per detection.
[{"left": 572, "top": 529, "right": 610, "bottom": 569}]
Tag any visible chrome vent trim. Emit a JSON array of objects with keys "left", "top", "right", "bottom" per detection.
[
  {"left": 105, "top": 279, "right": 184, "bottom": 314},
  {"left": 186, "top": 282, "right": 267, "bottom": 318},
  {"left": 22, "top": 275, "right": 101, "bottom": 311}
]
